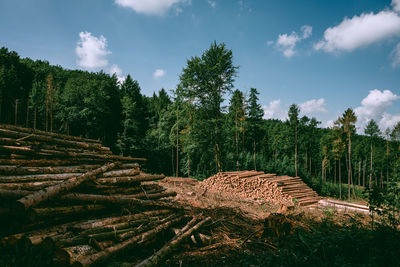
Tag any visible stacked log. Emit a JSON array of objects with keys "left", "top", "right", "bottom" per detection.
[
  {"left": 0, "top": 124, "right": 209, "bottom": 266},
  {"left": 200, "top": 171, "right": 320, "bottom": 206}
]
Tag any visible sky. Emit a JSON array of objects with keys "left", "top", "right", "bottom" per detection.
[{"left": 1, "top": 0, "right": 400, "bottom": 133}]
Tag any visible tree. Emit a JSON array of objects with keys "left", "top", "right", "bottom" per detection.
[
  {"left": 288, "top": 104, "right": 300, "bottom": 176},
  {"left": 364, "top": 120, "right": 381, "bottom": 189},
  {"left": 228, "top": 89, "right": 246, "bottom": 170},
  {"left": 247, "top": 88, "right": 264, "bottom": 170},
  {"left": 179, "top": 41, "right": 238, "bottom": 174},
  {"left": 338, "top": 108, "right": 357, "bottom": 200}
]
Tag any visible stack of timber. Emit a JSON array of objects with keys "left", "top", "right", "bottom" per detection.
[
  {"left": 0, "top": 124, "right": 210, "bottom": 266},
  {"left": 201, "top": 171, "right": 320, "bottom": 206}
]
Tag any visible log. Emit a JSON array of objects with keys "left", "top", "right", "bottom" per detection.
[
  {"left": 54, "top": 245, "right": 97, "bottom": 266},
  {"left": 57, "top": 193, "right": 181, "bottom": 210},
  {"left": 28, "top": 204, "right": 108, "bottom": 221},
  {"left": 15, "top": 162, "right": 119, "bottom": 213},
  {"left": 101, "top": 169, "right": 140, "bottom": 178},
  {"left": 136, "top": 217, "right": 212, "bottom": 267},
  {"left": 0, "top": 173, "right": 82, "bottom": 183},
  {"left": 0, "top": 124, "right": 102, "bottom": 144},
  {"left": 72, "top": 216, "right": 184, "bottom": 267},
  {"left": 96, "top": 174, "right": 165, "bottom": 185},
  {"left": 0, "top": 165, "right": 101, "bottom": 176},
  {"left": 121, "top": 191, "right": 176, "bottom": 200},
  {"left": 0, "top": 159, "right": 102, "bottom": 167},
  {"left": 0, "top": 189, "right": 30, "bottom": 198},
  {"left": 0, "top": 181, "right": 62, "bottom": 190},
  {"left": 74, "top": 209, "right": 172, "bottom": 230}
]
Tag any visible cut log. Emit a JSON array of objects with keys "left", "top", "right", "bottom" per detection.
[
  {"left": 0, "top": 165, "right": 101, "bottom": 176},
  {"left": 96, "top": 174, "right": 165, "bottom": 185},
  {"left": 15, "top": 162, "right": 119, "bottom": 213},
  {"left": 28, "top": 204, "right": 108, "bottom": 221},
  {"left": 0, "top": 189, "right": 30, "bottom": 198},
  {"left": 0, "top": 181, "right": 62, "bottom": 190},
  {"left": 136, "top": 217, "right": 211, "bottom": 267},
  {"left": 0, "top": 124, "right": 102, "bottom": 144},
  {"left": 72, "top": 216, "right": 184, "bottom": 267},
  {"left": 74, "top": 209, "right": 172, "bottom": 230},
  {"left": 0, "top": 173, "right": 82, "bottom": 183},
  {"left": 53, "top": 245, "right": 97, "bottom": 266},
  {"left": 101, "top": 169, "right": 140, "bottom": 178},
  {"left": 57, "top": 193, "right": 182, "bottom": 210}
]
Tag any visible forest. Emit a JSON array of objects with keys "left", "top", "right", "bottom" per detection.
[{"left": 1, "top": 43, "right": 400, "bottom": 206}]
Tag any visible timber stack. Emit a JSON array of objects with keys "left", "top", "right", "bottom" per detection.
[
  {"left": 201, "top": 171, "right": 320, "bottom": 206},
  {"left": 0, "top": 124, "right": 210, "bottom": 266}
]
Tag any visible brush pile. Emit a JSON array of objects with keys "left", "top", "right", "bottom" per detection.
[
  {"left": 0, "top": 124, "right": 210, "bottom": 266},
  {"left": 200, "top": 171, "right": 320, "bottom": 206}
]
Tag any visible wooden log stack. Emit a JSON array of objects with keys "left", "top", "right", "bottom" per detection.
[
  {"left": 0, "top": 124, "right": 210, "bottom": 266},
  {"left": 200, "top": 171, "right": 321, "bottom": 206}
]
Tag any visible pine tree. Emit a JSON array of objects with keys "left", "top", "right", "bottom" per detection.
[{"left": 247, "top": 88, "right": 264, "bottom": 170}]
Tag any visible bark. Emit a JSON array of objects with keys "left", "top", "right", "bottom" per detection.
[
  {"left": 339, "top": 158, "right": 342, "bottom": 200},
  {"left": 101, "top": 168, "right": 140, "bottom": 178},
  {"left": 0, "top": 189, "right": 30, "bottom": 199},
  {"left": 15, "top": 162, "right": 118, "bottom": 213},
  {"left": 1, "top": 124, "right": 102, "bottom": 144},
  {"left": 369, "top": 142, "right": 373, "bottom": 189},
  {"left": 54, "top": 245, "right": 97, "bottom": 266},
  {"left": 73, "top": 210, "right": 172, "bottom": 230},
  {"left": 358, "top": 160, "right": 361, "bottom": 187},
  {"left": 58, "top": 193, "right": 181, "bottom": 210},
  {"left": 0, "top": 172, "right": 82, "bottom": 183},
  {"left": 0, "top": 180, "right": 61, "bottom": 190},
  {"left": 96, "top": 174, "right": 165, "bottom": 185},
  {"left": 28, "top": 204, "right": 107, "bottom": 222},
  {"left": 0, "top": 165, "right": 100, "bottom": 176},
  {"left": 72, "top": 216, "right": 184, "bottom": 267},
  {"left": 136, "top": 217, "right": 211, "bottom": 267}
]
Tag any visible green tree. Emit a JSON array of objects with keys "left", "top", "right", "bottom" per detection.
[
  {"left": 179, "top": 41, "right": 238, "bottom": 174},
  {"left": 228, "top": 89, "right": 246, "bottom": 170},
  {"left": 288, "top": 104, "right": 300, "bottom": 177},
  {"left": 364, "top": 119, "right": 381, "bottom": 188},
  {"left": 338, "top": 108, "right": 357, "bottom": 200},
  {"left": 247, "top": 88, "right": 264, "bottom": 170}
]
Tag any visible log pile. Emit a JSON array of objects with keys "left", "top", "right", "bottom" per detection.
[
  {"left": 200, "top": 171, "right": 320, "bottom": 206},
  {"left": 0, "top": 124, "right": 210, "bottom": 266}
]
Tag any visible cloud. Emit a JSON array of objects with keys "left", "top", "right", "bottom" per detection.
[
  {"left": 153, "top": 69, "right": 166, "bottom": 79},
  {"left": 263, "top": 99, "right": 288, "bottom": 121},
  {"left": 76, "top": 32, "right": 110, "bottom": 69},
  {"left": 392, "top": 43, "right": 400, "bottom": 67},
  {"left": 314, "top": 10, "right": 400, "bottom": 52},
  {"left": 275, "top": 25, "right": 312, "bottom": 58},
  {"left": 299, "top": 98, "right": 327, "bottom": 115},
  {"left": 354, "top": 89, "right": 400, "bottom": 132},
  {"left": 208, "top": 0, "right": 216, "bottom": 8},
  {"left": 109, "top": 64, "right": 125, "bottom": 84},
  {"left": 115, "top": 0, "right": 189, "bottom": 15},
  {"left": 393, "top": 0, "right": 400, "bottom": 13}
]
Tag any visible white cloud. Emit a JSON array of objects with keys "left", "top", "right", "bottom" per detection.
[
  {"left": 208, "top": 0, "right": 216, "bottom": 8},
  {"left": 393, "top": 0, "right": 400, "bottom": 12},
  {"left": 299, "top": 98, "right": 327, "bottom": 115},
  {"left": 109, "top": 64, "right": 125, "bottom": 84},
  {"left": 266, "top": 40, "right": 274, "bottom": 46},
  {"left": 392, "top": 43, "right": 400, "bottom": 67},
  {"left": 314, "top": 11, "right": 400, "bottom": 52},
  {"left": 76, "top": 32, "right": 110, "bottom": 69},
  {"left": 354, "top": 89, "right": 400, "bottom": 132},
  {"left": 324, "top": 120, "right": 334, "bottom": 128},
  {"left": 263, "top": 99, "right": 288, "bottom": 121},
  {"left": 275, "top": 25, "right": 312, "bottom": 58},
  {"left": 153, "top": 69, "right": 166, "bottom": 79},
  {"left": 115, "top": 0, "right": 188, "bottom": 15}
]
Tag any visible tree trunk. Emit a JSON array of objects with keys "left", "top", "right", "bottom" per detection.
[
  {"left": 136, "top": 217, "right": 211, "bottom": 267},
  {"left": 348, "top": 134, "right": 352, "bottom": 200},
  {"left": 334, "top": 160, "right": 337, "bottom": 185},
  {"left": 33, "top": 107, "right": 37, "bottom": 130},
  {"left": 363, "top": 160, "right": 366, "bottom": 187},
  {"left": 176, "top": 109, "right": 179, "bottom": 178},
  {"left": 339, "top": 158, "right": 342, "bottom": 200},
  {"left": 15, "top": 162, "right": 118, "bottom": 213},
  {"left": 14, "top": 99, "right": 19, "bottom": 126},
  {"left": 358, "top": 160, "right": 361, "bottom": 186},
  {"left": 72, "top": 216, "right": 184, "bottom": 267},
  {"left": 369, "top": 142, "right": 373, "bottom": 189},
  {"left": 253, "top": 140, "right": 256, "bottom": 171},
  {"left": 294, "top": 125, "right": 297, "bottom": 177}
]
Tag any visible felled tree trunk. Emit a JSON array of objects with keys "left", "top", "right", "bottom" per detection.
[{"left": 15, "top": 162, "right": 119, "bottom": 213}]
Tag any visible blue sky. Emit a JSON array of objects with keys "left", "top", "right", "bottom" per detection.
[{"left": 1, "top": 0, "right": 400, "bottom": 132}]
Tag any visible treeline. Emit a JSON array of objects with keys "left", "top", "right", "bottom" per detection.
[{"left": 1, "top": 45, "right": 400, "bottom": 202}]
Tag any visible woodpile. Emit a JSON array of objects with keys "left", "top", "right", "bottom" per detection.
[
  {"left": 0, "top": 124, "right": 210, "bottom": 266},
  {"left": 200, "top": 171, "right": 320, "bottom": 206}
]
